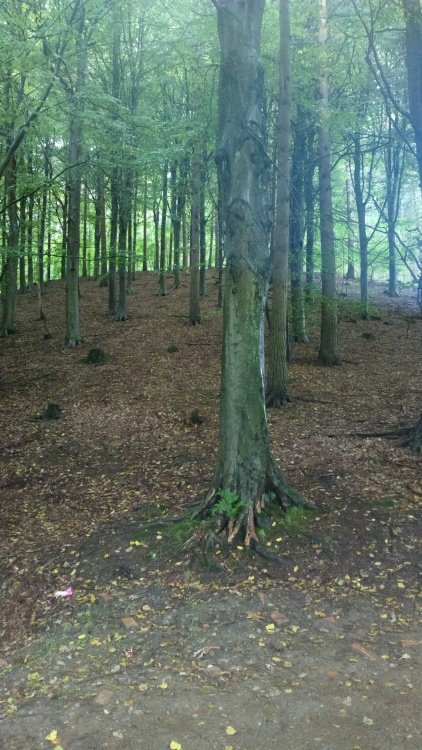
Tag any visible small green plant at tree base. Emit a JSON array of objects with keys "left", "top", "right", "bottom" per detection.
[{"left": 211, "top": 488, "right": 246, "bottom": 519}]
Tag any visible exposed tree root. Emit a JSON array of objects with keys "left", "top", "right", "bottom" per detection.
[{"left": 265, "top": 391, "right": 292, "bottom": 409}]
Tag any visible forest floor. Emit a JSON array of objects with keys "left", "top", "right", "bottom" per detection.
[{"left": 0, "top": 271, "right": 421, "bottom": 750}]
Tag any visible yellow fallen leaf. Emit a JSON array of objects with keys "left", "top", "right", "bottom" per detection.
[
  {"left": 89, "top": 593, "right": 96, "bottom": 603},
  {"left": 290, "top": 625, "right": 300, "bottom": 634},
  {"left": 293, "top": 565, "right": 299, "bottom": 573},
  {"left": 397, "top": 582, "right": 406, "bottom": 589},
  {"left": 170, "top": 742, "right": 182, "bottom": 750},
  {"left": 90, "top": 638, "right": 102, "bottom": 647},
  {"left": 27, "top": 672, "right": 41, "bottom": 681},
  {"left": 138, "top": 683, "right": 148, "bottom": 691},
  {"left": 159, "top": 681, "right": 168, "bottom": 689},
  {"left": 225, "top": 746, "right": 234, "bottom": 750},
  {"left": 226, "top": 726, "right": 237, "bottom": 736},
  {"left": 45, "top": 729, "right": 58, "bottom": 742},
  {"left": 266, "top": 623, "right": 276, "bottom": 633}
]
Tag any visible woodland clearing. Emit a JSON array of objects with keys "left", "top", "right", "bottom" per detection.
[{"left": 0, "top": 272, "right": 421, "bottom": 750}]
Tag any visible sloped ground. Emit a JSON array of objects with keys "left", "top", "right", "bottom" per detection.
[{"left": 0, "top": 272, "right": 421, "bottom": 750}]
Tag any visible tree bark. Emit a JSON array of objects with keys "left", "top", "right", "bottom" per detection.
[
  {"left": 159, "top": 163, "right": 168, "bottom": 295},
  {"left": 0, "top": 155, "right": 19, "bottom": 336},
  {"left": 203, "top": 0, "right": 309, "bottom": 545},
  {"left": 189, "top": 148, "right": 201, "bottom": 324},
  {"left": 317, "top": 0, "right": 340, "bottom": 365},
  {"left": 266, "top": 0, "right": 291, "bottom": 407},
  {"left": 353, "top": 134, "right": 369, "bottom": 315},
  {"left": 290, "top": 106, "right": 308, "bottom": 343},
  {"left": 65, "top": 0, "right": 87, "bottom": 347}
]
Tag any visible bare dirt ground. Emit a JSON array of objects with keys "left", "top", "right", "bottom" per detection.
[{"left": 0, "top": 272, "right": 421, "bottom": 750}]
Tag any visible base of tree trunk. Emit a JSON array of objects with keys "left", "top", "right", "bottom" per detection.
[
  {"left": 401, "top": 414, "right": 422, "bottom": 453},
  {"left": 198, "top": 457, "right": 315, "bottom": 547},
  {"left": 294, "top": 334, "right": 309, "bottom": 344},
  {"left": 317, "top": 353, "right": 340, "bottom": 366},
  {"left": 115, "top": 310, "right": 128, "bottom": 322},
  {"left": 64, "top": 337, "right": 82, "bottom": 348},
  {"left": 0, "top": 325, "right": 16, "bottom": 337},
  {"left": 265, "top": 390, "right": 292, "bottom": 409}
]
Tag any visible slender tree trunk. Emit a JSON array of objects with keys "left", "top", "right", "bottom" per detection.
[
  {"left": 19, "top": 192, "right": 27, "bottom": 292},
  {"left": 189, "top": 148, "right": 201, "bottom": 324},
  {"left": 94, "top": 175, "right": 101, "bottom": 279},
  {"left": 116, "top": 170, "right": 130, "bottom": 321},
  {"left": 402, "top": 0, "right": 422, "bottom": 185},
  {"left": 353, "top": 134, "right": 369, "bottom": 316},
  {"left": 216, "top": 200, "right": 224, "bottom": 308},
  {"left": 65, "top": 0, "right": 87, "bottom": 347},
  {"left": 143, "top": 174, "right": 148, "bottom": 272},
  {"left": 61, "top": 188, "right": 67, "bottom": 280},
  {"left": 1, "top": 154, "right": 19, "bottom": 335},
  {"left": 159, "top": 163, "right": 168, "bottom": 295},
  {"left": 99, "top": 174, "right": 107, "bottom": 276},
  {"left": 199, "top": 158, "right": 207, "bottom": 296},
  {"left": 345, "top": 176, "right": 355, "bottom": 280},
  {"left": 37, "top": 182, "right": 47, "bottom": 294},
  {"left": 182, "top": 208, "right": 188, "bottom": 270},
  {"left": 82, "top": 180, "right": 88, "bottom": 278},
  {"left": 290, "top": 107, "right": 308, "bottom": 343},
  {"left": 208, "top": 216, "right": 214, "bottom": 268},
  {"left": 267, "top": 0, "right": 291, "bottom": 407},
  {"left": 317, "top": 0, "right": 340, "bottom": 365},
  {"left": 27, "top": 178, "right": 34, "bottom": 288},
  {"left": 108, "top": 170, "right": 118, "bottom": 313},
  {"left": 153, "top": 200, "right": 160, "bottom": 272},
  {"left": 304, "top": 120, "right": 316, "bottom": 299}
]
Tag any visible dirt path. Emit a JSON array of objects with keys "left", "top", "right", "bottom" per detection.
[
  {"left": 0, "top": 274, "right": 421, "bottom": 748},
  {"left": 1, "top": 574, "right": 421, "bottom": 750}
]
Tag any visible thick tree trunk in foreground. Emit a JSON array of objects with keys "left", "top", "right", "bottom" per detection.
[
  {"left": 266, "top": 0, "right": 291, "bottom": 407},
  {"left": 204, "top": 0, "right": 309, "bottom": 545},
  {"left": 317, "top": 0, "right": 340, "bottom": 365}
]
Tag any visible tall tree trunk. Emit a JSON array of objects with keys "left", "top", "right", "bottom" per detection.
[
  {"left": 27, "top": 164, "right": 34, "bottom": 288},
  {"left": 1, "top": 154, "right": 19, "bottom": 335},
  {"left": 99, "top": 173, "right": 107, "bottom": 276},
  {"left": 317, "top": 0, "right": 340, "bottom": 365},
  {"left": 142, "top": 174, "right": 148, "bottom": 272},
  {"left": 94, "top": 175, "right": 101, "bottom": 279},
  {"left": 116, "top": 170, "right": 130, "bottom": 320},
  {"left": 65, "top": 0, "right": 87, "bottom": 347},
  {"left": 201, "top": 0, "right": 310, "bottom": 545},
  {"left": 108, "top": 170, "right": 118, "bottom": 313},
  {"left": 290, "top": 107, "right": 308, "bottom": 343},
  {"left": 19, "top": 192, "right": 27, "bottom": 292},
  {"left": 60, "top": 188, "right": 67, "bottom": 280},
  {"left": 189, "top": 148, "right": 201, "bottom": 324},
  {"left": 199, "top": 157, "right": 207, "bottom": 296},
  {"left": 304, "top": 120, "right": 316, "bottom": 299},
  {"left": 159, "top": 163, "right": 168, "bottom": 295},
  {"left": 82, "top": 180, "right": 88, "bottom": 278},
  {"left": 345, "top": 176, "right": 355, "bottom": 280},
  {"left": 402, "top": 0, "right": 422, "bottom": 186},
  {"left": 266, "top": 0, "right": 291, "bottom": 407},
  {"left": 153, "top": 202, "right": 160, "bottom": 272},
  {"left": 353, "top": 134, "right": 369, "bottom": 316}
]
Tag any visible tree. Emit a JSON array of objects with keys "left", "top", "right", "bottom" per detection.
[
  {"left": 64, "top": 0, "right": 88, "bottom": 347},
  {"left": 266, "top": 0, "right": 292, "bottom": 407},
  {"left": 204, "top": 0, "right": 310, "bottom": 545},
  {"left": 317, "top": 0, "right": 340, "bottom": 365}
]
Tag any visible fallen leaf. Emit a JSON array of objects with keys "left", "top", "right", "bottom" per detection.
[
  {"left": 170, "top": 742, "right": 182, "bottom": 750},
  {"left": 226, "top": 726, "right": 237, "bottom": 736},
  {"left": 121, "top": 617, "right": 138, "bottom": 629},
  {"left": 45, "top": 729, "right": 58, "bottom": 742},
  {"left": 352, "top": 643, "right": 376, "bottom": 661}
]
